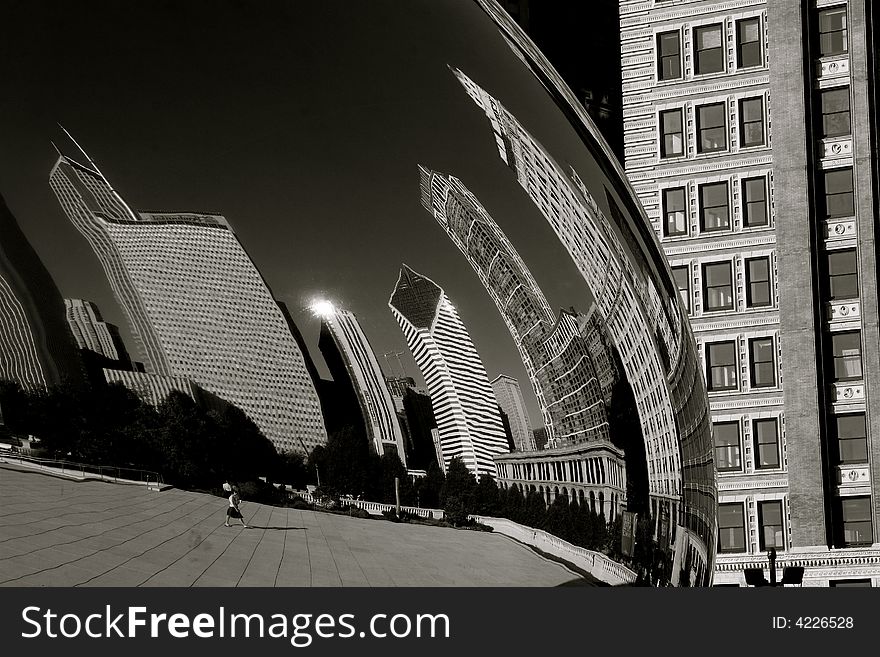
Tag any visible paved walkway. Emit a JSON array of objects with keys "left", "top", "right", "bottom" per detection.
[{"left": 0, "top": 464, "right": 584, "bottom": 587}]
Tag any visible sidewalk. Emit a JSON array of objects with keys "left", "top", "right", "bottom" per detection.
[{"left": 0, "top": 465, "right": 586, "bottom": 587}]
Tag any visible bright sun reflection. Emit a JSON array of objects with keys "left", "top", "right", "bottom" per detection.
[{"left": 310, "top": 299, "right": 335, "bottom": 318}]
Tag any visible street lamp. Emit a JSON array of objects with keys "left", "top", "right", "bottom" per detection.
[{"left": 744, "top": 548, "right": 805, "bottom": 587}]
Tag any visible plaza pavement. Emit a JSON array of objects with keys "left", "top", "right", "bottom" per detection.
[{"left": 0, "top": 463, "right": 588, "bottom": 587}]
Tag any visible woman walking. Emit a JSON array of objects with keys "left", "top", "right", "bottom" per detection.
[{"left": 225, "top": 486, "right": 248, "bottom": 528}]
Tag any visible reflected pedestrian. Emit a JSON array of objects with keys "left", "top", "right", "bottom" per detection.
[{"left": 225, "top": 485, "right": 248, "bottom": 528}]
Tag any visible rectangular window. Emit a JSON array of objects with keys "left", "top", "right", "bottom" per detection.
[
  {"left": 694, "top": 24, "right": 724, "bottom": 74},
  {"left": 746, "top": 257, "right": 771, "bottom": 307},
  {"left": 703, "top": 261, "right": 734, "bottom": 311},
  {"left": 660, "top": 109, "right": 684, "bottom": 158},
  {"left": 736, "top": 17, "right": 762, "bottom": 67},
  {"left": 699, "top": 181, "right": 730, "bottom": 231},
  {"left": 836, "top": 414, "right": 868, "bottom": 464},
  {"left": 818, "top": 7, "right": 848, "bottom": 56},
  {"left": 657, "top": 31, "right": 682, "bottom": 80},
  {"left": 697, "top": 103, "right": 727, "bottom": 153},
  {"left": 672, "top": 265, "right": 690, "bottom": 313},
  {"left": 742, "top": 177, "right": 768, "bottom": 227},
  {"left": 839, "top": 497, "right": 872, "bottom": 547},
  {"left": 718, "top": 503, "right": 746, "bottom": 553},
  {"left": 663, "top": 187, "right": 687, "bottom": 236},
  {"left": 823, "top": 168, "right": 854, "bottom": 217},
  {"left": 832, "top": 331, "right": 862, "bottom": 381},
  {"left": 758, "top": 500, "right": 784, "bottom": 551},
  {"left": 706, "top": 341, "right": 737, "bottom": 391},
  {"left": 713, "top": 421, "right": 741, "bottom": 472},
  {"left": 830, "top": 579, "right": 872, "bottom": 587},
  {"left": 820, "top": 87, "right": 851, "bottom": 138},
  {"left": 754, "top": 418, "right": 780, "bottom": 469},
  {"left": 828, "top": 249, "right": 859, "bottom": 300},
  {"left": 750, "top": 337, "right": 776, "bottom": 388},
  {"left": 739, "top": 97, "right": 765, "bottom": 147}
]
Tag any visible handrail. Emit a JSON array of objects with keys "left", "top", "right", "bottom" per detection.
[{"left": 0, "top": 451, "right": 164, "bottom": 486}]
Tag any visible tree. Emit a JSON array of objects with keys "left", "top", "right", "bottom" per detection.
[
  {"left": 441, "top": 457, "right": 477, "bottom": 523},
  {"left": 474, "top": 474, "right": 501, "bottom": 516}
]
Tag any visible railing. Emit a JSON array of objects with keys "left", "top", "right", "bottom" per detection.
[
  {"left": 470, "top": 515, "right": 638, "bottom": 586},
  {"left": 286, "top": 490, "right": 443, "bottom": 519},
  {"left": 0, "top": 451, "right": 164, "bottom": 488}
]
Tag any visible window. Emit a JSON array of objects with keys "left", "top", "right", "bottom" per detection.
[
  {"left": 699, "top": 182, "right": 729, "bottom": 231},
  {"left": 746, "top": 257, "right": 771, "bottom": 307},
  {"left": 672, "top": 265, "right": 690, "bottom": 313},
  {"left": 750, "top": 337, "right": 776, "bottom": 388},
  {"left": 697, "top": 103, "right": 727, "bottom": 152},
  {"left": 758, "top": 500, "right": 785, "bottom": 551},
  {"left": 823, "top": 168, "right": 854, "bottom": 217},
  {"left": 818, "top": 7, "right": 848, "bottom": 56},
  {"left": 706, "top": 341, "right": 737, "bottom": 391},
  {"left": 739, "top": 97, "right": 765, "bottom": 147},
  {"left": 742, "top": 177, "right": 768, "bottom": 227},
  {"left": 831, "top": 331, "right": 862, "bottom": 381},
  {"left": 703, "top": 261, "right": 734, "bottom": 311},
  {"left": 736, "top": 17, "right": 762, "bottom": 67},
  {"left": 820, "top": 87, "right": 851, "bottom": 138},
  {"left": 836, "top": 414, "right": 868, "bottom": 464},
  {"left": 718, "top": 503, "right": 746, "bottom": 553},
  {"left": 828, "top": 249, "right": 858, "bottom": 300},
  {"left": 660, "top": 109, "right": 684, "bottom": 157},
  {"left": 657, "top": 31, "right": 681, "bottom": 80},
  {"left": 838, "top": 497, "right": 872, "bottom": 546},
  {"left": 663, "top": 187, "right": 687, "bottom": 236},
  {"left": 754, "top": 418, "right": 780, "bottom": 469},
  {"left": 830, "top": 579, "right": 872, "bottom": 587},
  {"left": 694, "top": 24, "right": 724, "bottom": 74},
  {"left": 713, "top": 421, "right": 741, "bottom": 471}
]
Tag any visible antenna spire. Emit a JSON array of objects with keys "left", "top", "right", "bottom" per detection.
[{"left": 57, "top": 123, "right": 104, "bottom": 178}]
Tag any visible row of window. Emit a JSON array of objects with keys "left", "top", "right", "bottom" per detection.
[
  {"left": 660, "top": 97, "right": 766, "bottom": 158},
  {"left": 718, "top": 499, "right": 784, "bottom": 553},
  {"left": 672, "top": 257, "right": 772, "bottom": 314},
  {"left": 719, "top": 494, "right": 871, "bottom": 554},
  {"left": 656, "top": 17, "right": 763, "bottom": 81},
  {"left": 715, "top": 411, "right": 872, "bottom": 474},
  {"left": 706, "top": 337, "right": 776, "bottom": 391},
  {"left": 661, "top": 176, "right": 768, "bottom": 237},
  {"left": 714, "top": 417, "right": 780, "bottom": 471}
]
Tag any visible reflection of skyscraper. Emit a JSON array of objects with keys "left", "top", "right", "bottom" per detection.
[
  {"left": 0, "top": 193, "right": 83, "bottom": 388},
  {"left": 103, "top": 369, "right": 199, "bottom": 408},
  {"left": 65, "top": 299, "right": 130, "bottom": 364},
  {"left": 314, "top": 301, "right": 406, "bottom": 464},
  {"left": 491, "top": 374, "right": 535, "bottom": 451},
  {"left": 420, "top": 168, "right": 610, "bottom": 448},
  {"left": 49, "top": 153, "right": 327, "bottom": 454},
  {"left": 388, "top": 265, "right": 508, "bottom": 477},
  {"left": 451, "top": 67, "right": 681, "bottom": 503}
]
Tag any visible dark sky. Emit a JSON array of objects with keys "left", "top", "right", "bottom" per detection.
[{"left": 0, "top": 0, "right": 603, "bottom": 426}]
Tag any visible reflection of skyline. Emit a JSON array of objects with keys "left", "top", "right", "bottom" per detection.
[
  {"left": 449, "top": 66, "right": 682, "bottom": 501},
  {"left": 419, "top": 167, "right": 610, "bottom": 449},
  {"left": 389, "top": 265, "right": 508, "bottom": 477},
  {"left": 0, "top": 194, "right": 83, "bottom": 389},
  {"left": 49, "top": 153, "right": 328, "bottom": 454}
]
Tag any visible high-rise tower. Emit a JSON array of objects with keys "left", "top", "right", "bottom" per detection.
[
  {"left": 620, "top": 0, "right": 880, "bottom": 586},
  {"left": 419, "top": 167, "right": 611, "bottom": 448},
  {"left": 491, "top": 374, "right": 535, "bottom": 452},
  {"left": 388, "top": 265, "right": 509, "bottom": 478},
  {"left": 49, "top": 152, "right": 327, "bottom": 454},
  {"left": 0, "top": 193, "right": 82, "bottom": 388},
  {"left": 313, "top": 301, "right": 406, "bottom": 464}
]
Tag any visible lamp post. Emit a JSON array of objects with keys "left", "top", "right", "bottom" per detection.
[{"left": 743, "top": 547, "right": 804, "bottom": 587}]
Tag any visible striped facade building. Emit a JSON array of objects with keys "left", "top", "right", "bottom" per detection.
[
  {"left": 103, "top": 368, "right": 199, "bottom": 408},
  {"left": 388, "top": 264, "right": 509, "bottom": 478},
  {"left": 620, "top": 0, "right": 880, "bottom": 586},
  {"left": 316, "top": 303, "right": 406, "bottom": 464},
  {"left": 49, "top": 153, "right": 327, "bottom": 454},
  {"left": 419, "top": 167, "right": 610, "bottom": 448},
  {"left": 491, "top": 374, "right": 536, "bottom": 452},
  {"left": 0, "top": 193, "right": 82, "bottom": 389},
  {"left": 64, "top": 298, "right": 129, "bottom": 363}
]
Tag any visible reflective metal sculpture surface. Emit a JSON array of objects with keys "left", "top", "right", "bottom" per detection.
[{"left": 0, "top": 0, "right": 716, "bottom": 585}]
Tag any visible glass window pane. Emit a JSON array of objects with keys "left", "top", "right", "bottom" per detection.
[
  {"left": 754, "top": 419, "right": 779, "bottom": 469},
  {"left": 714, "top": 422, "right": 740, "bottom": 471},
  {"left": 697, "top": 26, "right": 722, "bottom": 49},
  {"left": 672, "top": 266, "right": 690, "bottom": 312},
  {"left": 832, "top": 332, "right": 862, "bottom": 380},
  {"left": 828, "top": 249, "right": 858, "bottom": 300}
]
